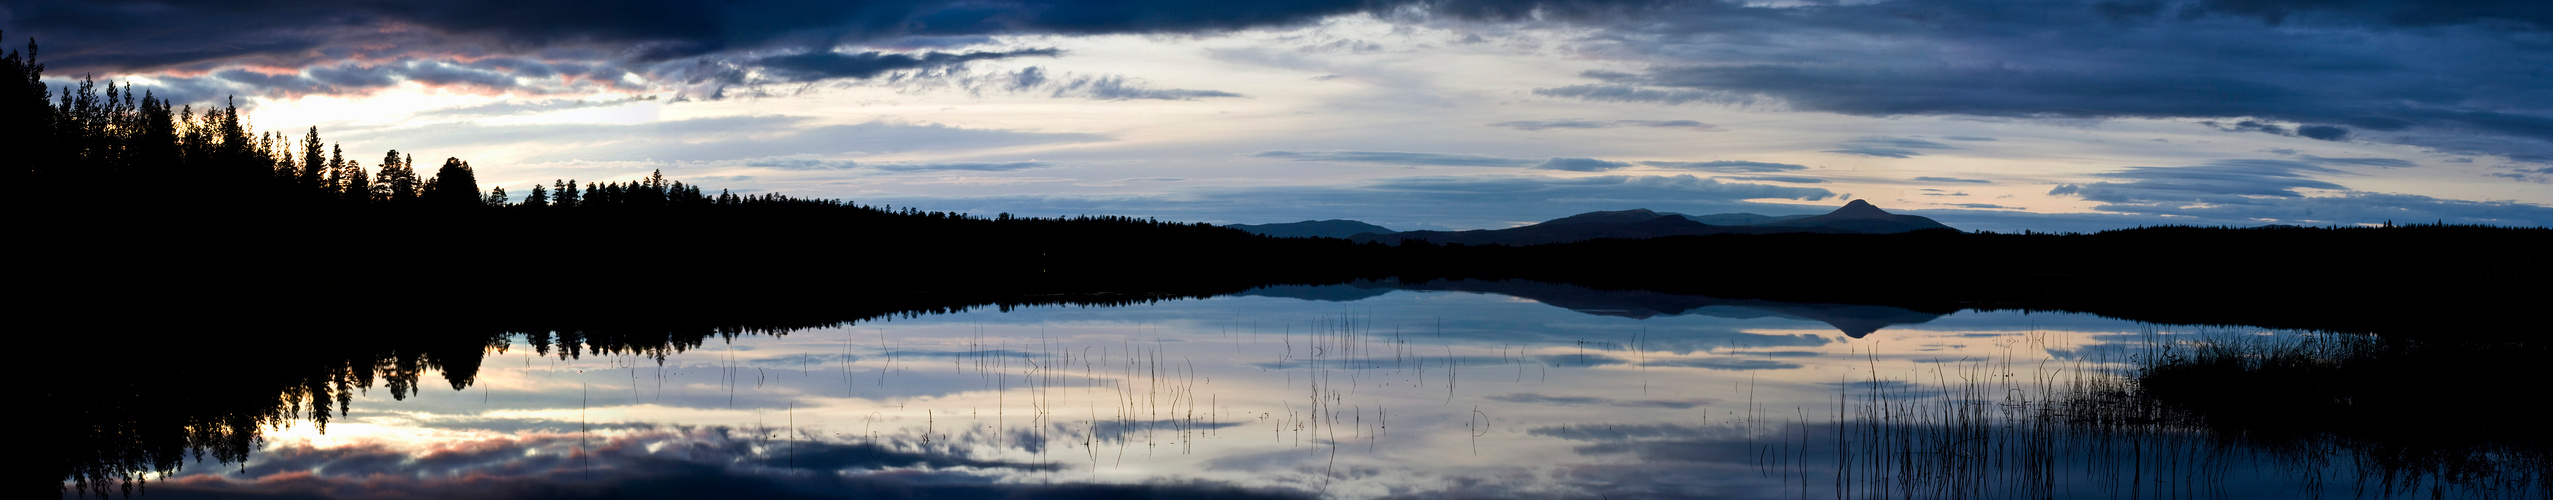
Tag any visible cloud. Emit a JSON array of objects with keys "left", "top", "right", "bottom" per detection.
[
  {"left": 1490, "top": 119, "right": 1719, "bottom": 131},
  {"left": 869, "top": 161, "right": 1055, "bottom": 172},
  {"left": 1914, "top": 176, "right": 1994, "bottom": 184},
  {"left": 1017, "top": 67, "right": 1244, "bottom": 100},
  {"left": 1243, "top": 150, "right": 1541, "bottom": 167},
  {"left": 1534, "top": 157, "right": 1635, "bottom": 171},
  {"left": 141, "top": 426, "right": 1315, "bottom": 500},
  {"left": 335, "top": 116, "right": 1108, "bottom": 163},
  {"left": 742, "top": 156, "right": 861, "bottom": 170},
  {"left": 751, "top": 48, "right": 1060, "bottom": 81},
  {"left": 1531, "top": 84, "right": 1742, "bottom": 106},
  {"left": 1826, "top": 147, "right": 1921, "bottom": 158},
  {"left": 1723, "top": 175, "right": 1824, "bottom": 183},
  {"left": 1245, "top": 151, "right": 1668, "bottom": 172},
  {"left": 2297, "top": 155, "right": 2417, "bottom": 168},
  {"left": 1826, "top": 136, "right": 1958, "bottom": 158},
  {"left": 2208, "top": 120, "right": 2358, "bottom": 142},
  {"left": 417, "top": 96, "right": 661, "bottom": 118},
  {"left": 1637, "top": 160, "right": 1807, "bottom": 173},
  {"left": 2048, "top": 159, "right": 2553, "bottom": 226},
  {"left": 11, "top": 1, "right": 1395, "bottom": 75},
  {"left": 1524, "top": 0, "right": 2553, "bottom": 162}
]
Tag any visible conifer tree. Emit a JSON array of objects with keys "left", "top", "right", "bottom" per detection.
[
  {"left": 553, "top": 179, "right": 579, "bottom": 208},
  {"left": 300, "top": 126, "right": 325, "bottom": 197},
  {"left": 424, "top": 157, "right": 480, "bottom": 209}
]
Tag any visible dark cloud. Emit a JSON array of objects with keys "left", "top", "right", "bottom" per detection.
[
  {"left": 1029, "top": 70, "right": 1244, "bottom": 100},
  {"left": 2056, "top": 159, "right": 2352, "bottom": 200},
  {"left": 2184, "top": 0, "right": 2553, "bottom": 29},
  {"left": 1526, "top": 0, "right": 2553, "bottom": 162},
  {"left": 1637, "top": 160, "right": 1806, "bottom": 172},
  {"left": 2296, "top": 155, "right": 2416, "bottom": 168},
  {"left": 1490, "top": 118, "right": 1719, "bottom": 131},
  {"left": 2209, "top": 119, "right": 2360, "bottom": 142},
  {"left": 1914, "top": 176, "right": 1994, "bottom": 184},
  {"left": 331, "top": 116, "right": 1108, "bottom": 163},
  {"left": 1826, "top": 136, "right": 1958, "bottom": 158},
  {"left": 2049, "top": 159, "right": 2553, "bottom": 225},
  {"left": 2296, "top": 124, "right": 2351, "bottom": 141},
  {"left": 132, "top": 57, "right": 636, "bottom": 102},
  {"left": 1534, "top": 157, "right": 1635, "bottom": 171},
  {"left": 753, "top": 48, "right": 1059, "bottom": 81},
  {"left": 5, "top": 0, "right": 1395, "bottom": 74},
  {"left": 2494, "top": 165, "right": 2553, "bottom": 183},
  {"left": 1947, "top": 203, "right": 2016, "bottom": 209}
]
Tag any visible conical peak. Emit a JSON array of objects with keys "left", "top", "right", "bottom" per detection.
[{"left": 1830, "top": 199, "right": 1888, "bottom": 216}]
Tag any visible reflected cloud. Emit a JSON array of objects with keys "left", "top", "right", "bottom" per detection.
[{"left": 146, "top": 426, "right": 1312, "bottom": 500}]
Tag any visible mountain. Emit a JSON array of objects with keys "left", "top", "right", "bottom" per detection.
[
  {"left": 1677, "top": 213, "right": 1814, "bottom": 226},
  {"left": 1243, "top": 279, "right": 1949, "bottom": 338},
  {"left": 1348, "top": 200, "right": 1953, "bottom": 246},
  {"left": 1352, "top": 209, "right": 1738, "bottom": 246},
  {"left": 1752, "top": 199, "right": 1953, "bottom": 233},
  {"left": 1226, "top": 219, "right": 1398, "bottom": 239}
]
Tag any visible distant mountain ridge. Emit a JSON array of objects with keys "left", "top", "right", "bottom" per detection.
[
  {"left": 1225, "top": 219, "right": 1399, "bottom": 239},
  {"left": 1228, "top": 200, "right": 1952, "bottom": 245},
  {"left": 1243, "top": 279, "right": 1948, "bottom": 337},
  {"left": 1344, "top": 200, "right": 1951, "bottom": 246}
]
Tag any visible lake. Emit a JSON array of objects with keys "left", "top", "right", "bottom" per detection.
[{"left": 61, "top": 280, "right": 2544, "bottom": 499}]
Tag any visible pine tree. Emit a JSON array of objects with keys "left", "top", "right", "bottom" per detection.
[
  {"left": 553, "top": 179, "right": 579, "bottom": 208},
  {"left": 424, "top": 157, "right": 480, "bottom": 209},
  {"left": 299, "top": 126, "right": 325, "bottom": 198}
]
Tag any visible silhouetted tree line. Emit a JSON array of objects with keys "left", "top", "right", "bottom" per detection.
[{"left": 43, "top": 286, "right": 1253, "bottom": 498}]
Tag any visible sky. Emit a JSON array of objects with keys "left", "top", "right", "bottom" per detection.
[{"left": 8, "top": 0, "right": 2550, "bottom": 232}]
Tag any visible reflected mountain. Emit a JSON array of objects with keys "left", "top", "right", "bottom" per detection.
[
  {"left": 1243, "top": 279, "right": 1949, "bottom": 337},
  {"left": 1345, "top": 200, "right": 1953, "bottom": 246}
]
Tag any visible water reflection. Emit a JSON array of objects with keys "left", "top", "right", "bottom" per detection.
[{"left": 52, "top": 282, "right": 2544, "bottom": 498}]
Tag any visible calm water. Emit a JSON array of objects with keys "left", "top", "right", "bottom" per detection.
[{"left": 86, "top": 281, "right": 2542, "bottom": 499}]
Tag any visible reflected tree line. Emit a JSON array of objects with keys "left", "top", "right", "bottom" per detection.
[{"left": 47, "top": 289, "right": 1239, "bottom": 498}]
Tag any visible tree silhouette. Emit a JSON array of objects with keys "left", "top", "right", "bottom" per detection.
[{"left": 425, "top": 157, "right": 479, "bottom": 209}]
